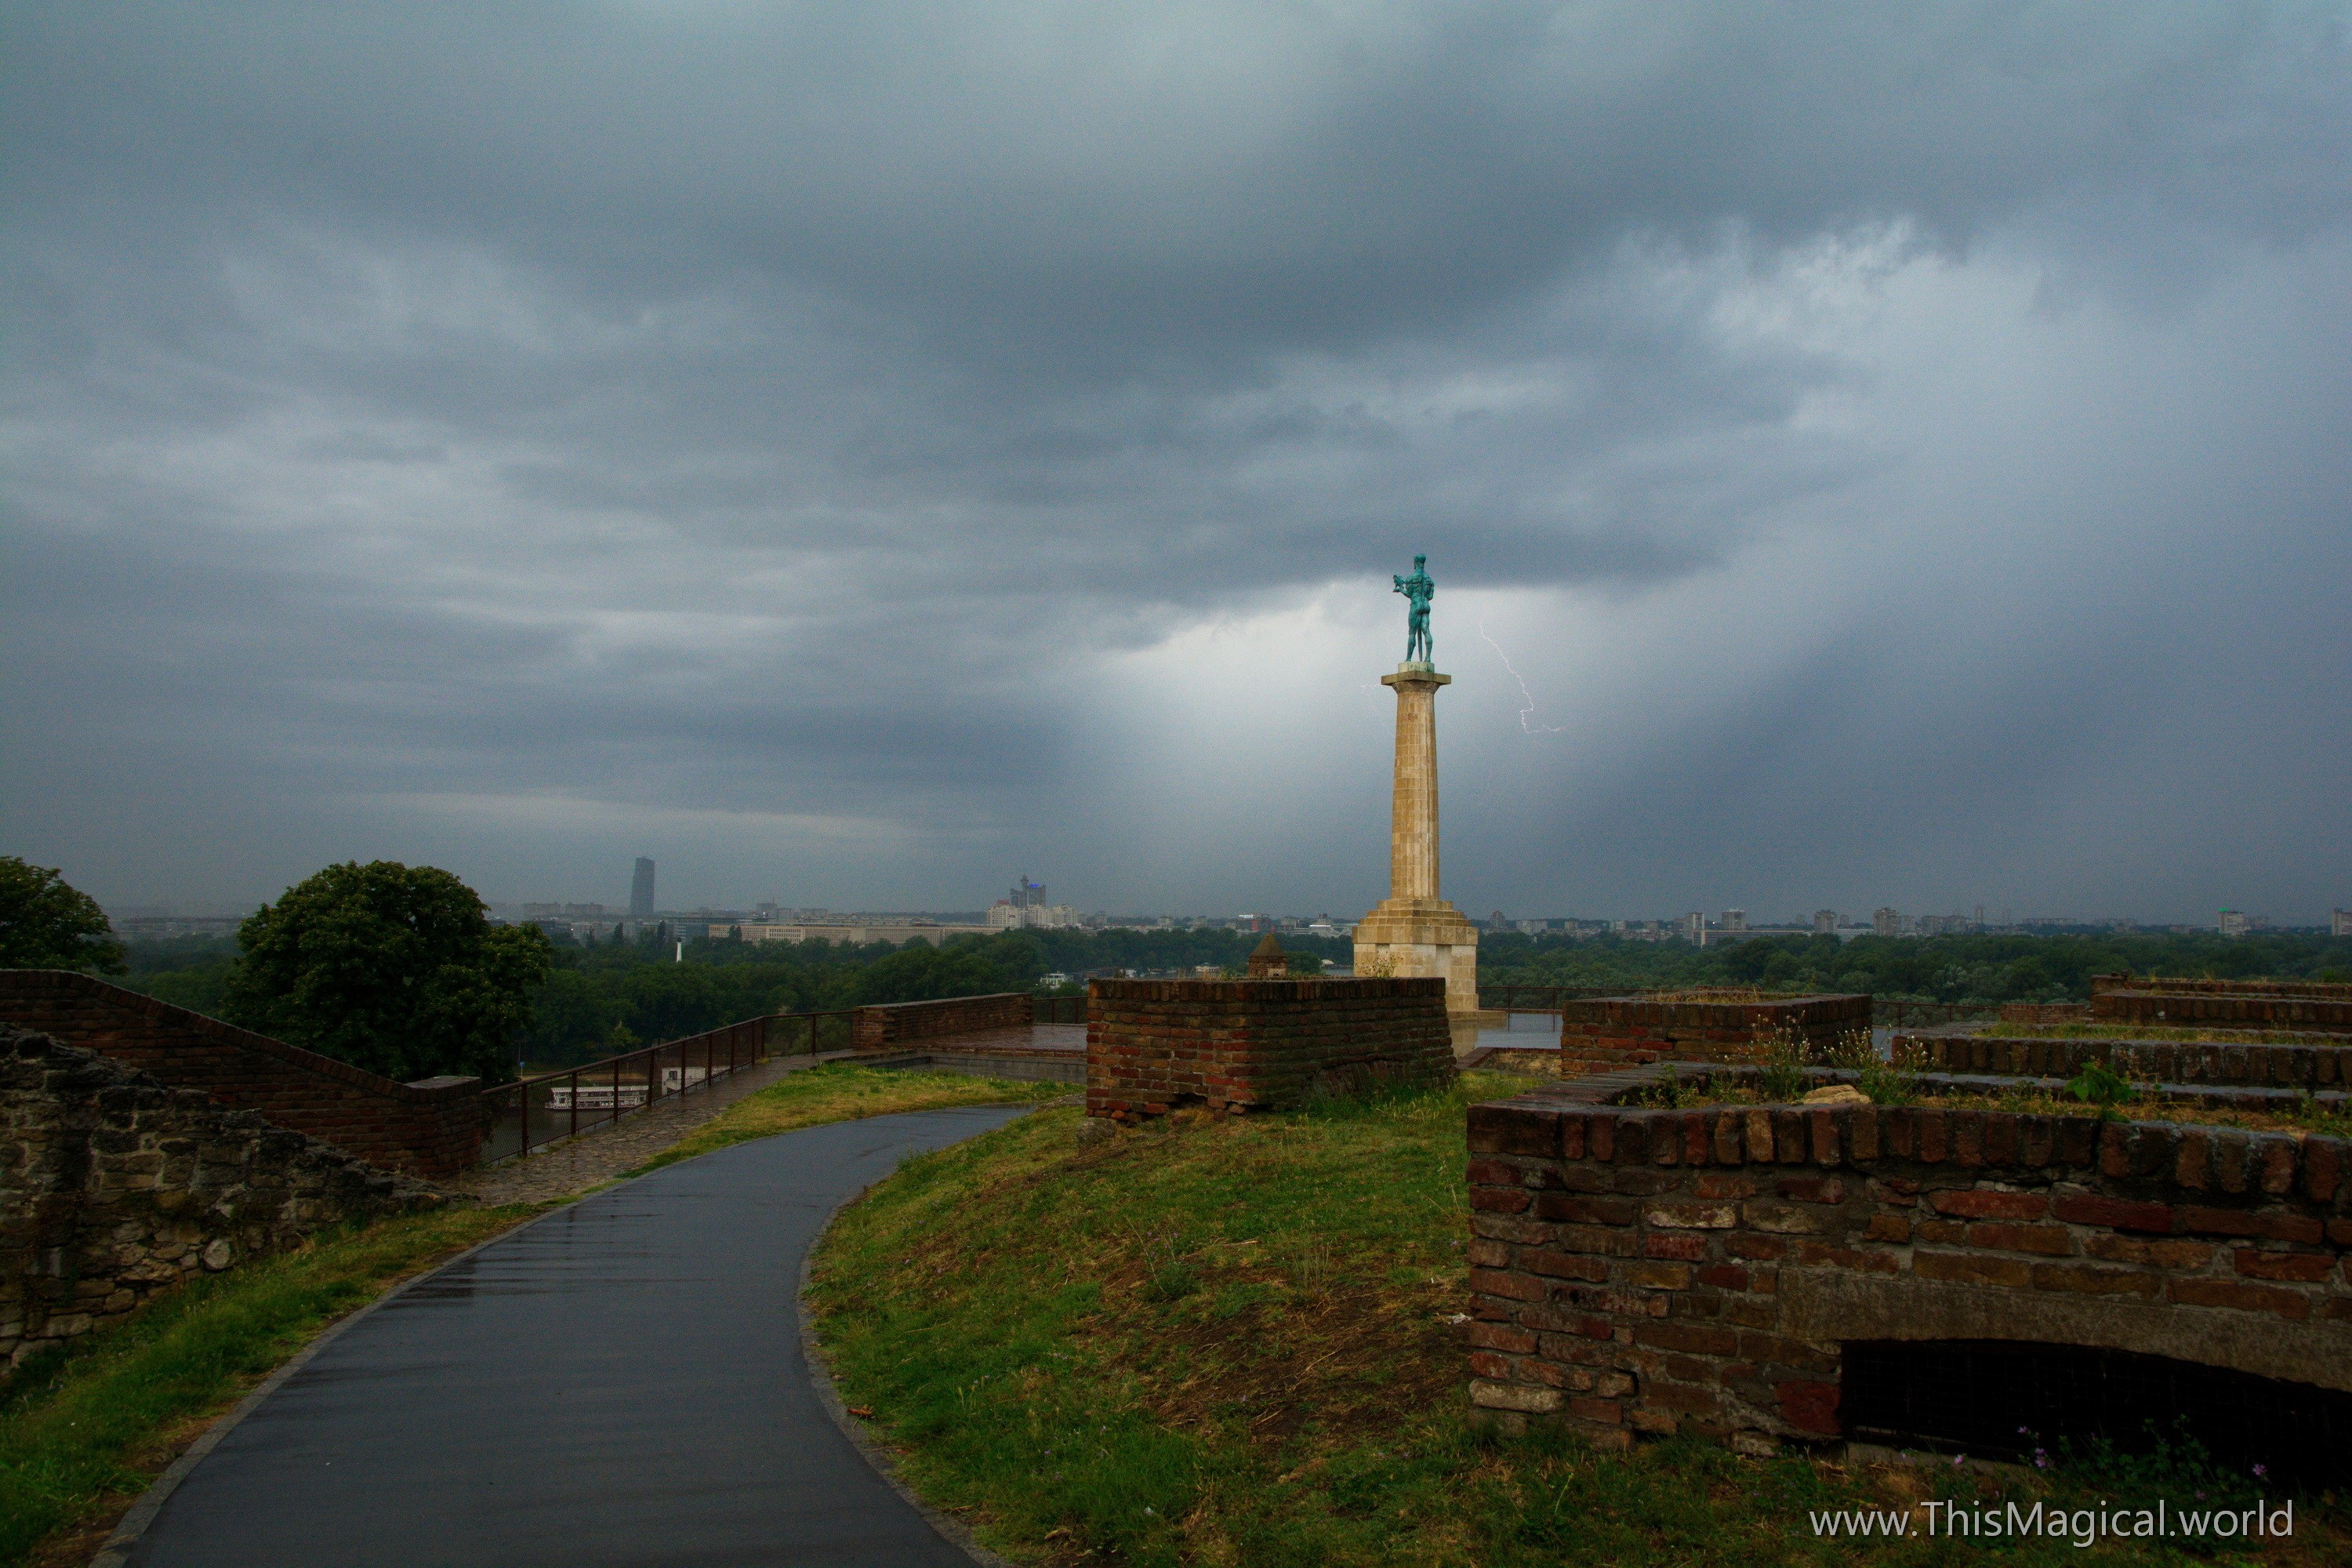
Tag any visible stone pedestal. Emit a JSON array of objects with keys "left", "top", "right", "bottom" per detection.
[{"left": 1354, "top": 663, "right": 1496, "bottom": 1053}]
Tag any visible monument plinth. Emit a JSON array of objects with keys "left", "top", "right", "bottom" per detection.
[{"left": 1354, "top": 567, "right": 1501, "bottom": 1054}]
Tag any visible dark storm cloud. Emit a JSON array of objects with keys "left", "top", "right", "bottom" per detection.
[{"left": 2, "top": 3, "right": 2347, "bottom": 915}]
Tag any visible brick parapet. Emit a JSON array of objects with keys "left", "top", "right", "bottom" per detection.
[
  {"left": 2089, "top": 975, "right": 2352, "bottom": 1035},
  {"left": 0, "top": 970, "right": 487, "bottom": 1177},
  {"left": 1087, "top": 978, "right": 1455, "bottom": 1122},
  {"left": 2, "top": 1026, "right": 441, "bottom": 1367},
  {"left": 1904, "top": 1033, "right": 2352, "bottom": 1090},
  {"left": 850, "top": 993, "right": 1033, "bottom": 1050},
  {"left": 1462, "top": 1093, "right": 2352, "bottom": 1450},
  {"left": 1559, "top": 993, "right": 1871, "bottom": 1074}
]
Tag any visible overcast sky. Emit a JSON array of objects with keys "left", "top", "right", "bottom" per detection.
[{"left": 4, "top": 3, "right": 2347, "bottom": 925}]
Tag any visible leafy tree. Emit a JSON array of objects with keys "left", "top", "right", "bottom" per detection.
[
  {"left": 0, "top": 857, "right": 125, "bottom": 974},
  {"left": 223, "top": 861, "right": 550, "bottom": 1084}
]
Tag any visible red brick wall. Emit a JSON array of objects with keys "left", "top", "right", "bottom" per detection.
[
  {"left": 1559, "top": 994, "right": 1871, "bottom": 1074},
  {"left": 851, "top": 992, "right": 1033, "bottom": 1049},
  {"left": 1907, "top": 1033, "right": 2352, "bottom": 1090},
  {"left": 1087, "top": 977, "right": 1454, "bottom": 1122},
  {"left": 2091, "top": 975, "right": 2352, "bottom": 1035},
  {"left": 0, "top": 971, "right": 487, "bottom": 1178},
  {"left": 1464, "top": 1095, "right": 2351, "bottom": 1451}
]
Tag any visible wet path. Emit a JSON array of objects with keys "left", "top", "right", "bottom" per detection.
[{"left": 122, "top": 1107, "right": 1026, "bottom": 1567}]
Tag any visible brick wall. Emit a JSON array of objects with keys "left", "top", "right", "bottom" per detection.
[
  {"left": 0, "top": 971, "right": 488, "bottom": 1178},
  {"left": 2, "top": 1027, "right": 441, "bottom": 1367},
  {"left": 850, "top": 992, "right": 1033, "bottom": 1049},
  {"left": 1559, "top": 993, "right": 1872, "bottom": 1075},
  {"left": 2091, "top": 975, "right": 2352, "bottom": 1036},
  {"left": 1087, "top": 977, "right": 1455, "bottom": 1122},
  {"left": 1463, "top": 1094, "right": 2352, "bottom": 1452},
  {"left": 1906, "top": 1033, "right": 2352, "bottom": 1090}
]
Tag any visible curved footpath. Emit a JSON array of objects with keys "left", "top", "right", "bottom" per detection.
[{"left": 114, "top": 1106, "right": 1029, "bottom": 1568}]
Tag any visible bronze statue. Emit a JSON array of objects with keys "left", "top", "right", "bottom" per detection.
[{"left": 1393, "top": 554, "right": 1435, "bottom": 664}]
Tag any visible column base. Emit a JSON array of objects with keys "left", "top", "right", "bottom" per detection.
[{"left": 1354, "top": 898, "right": 1484, "bottom": 1030}]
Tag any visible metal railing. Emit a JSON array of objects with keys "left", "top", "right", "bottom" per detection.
[
  {"left": 1034, "top": 994, "right": 1086, "bottom": 1025},
  {"left": 478, "top": 1008, "right": 860, "bottom": 1164},
  {"left": 1874, "top": 1000, "right": 1998, "bottom": 1029},
  {"left": 1482, "top": 984, "right": 1624, "bottom": 1011}
]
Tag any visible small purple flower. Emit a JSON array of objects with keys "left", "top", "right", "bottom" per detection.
[{"left": 2252, "top": 1465, "right": 2268, "bottom": 1479}]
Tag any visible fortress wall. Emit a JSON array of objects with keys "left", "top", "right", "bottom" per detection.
[
  {"left": 0, "top": 971, "right": 487, "bottom": 1178},
  {"left": 1559, "top": 994, "right": 1873, "bottom": 1076},
  {"left": 1087, "top": 976, "right": 1454, "bottom": 1123},
  {"left": 1463, "top": 1094, "right": 2351, "bottom": 1451}
]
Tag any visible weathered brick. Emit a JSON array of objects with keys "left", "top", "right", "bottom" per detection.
[
  {"left": 1930, "top": 1189, "right": 2048, "bottom": 1221},
  {"left": 2029, "top": 1263, "right": 2162, "bottom": 1297},
  {"left": 2053, "top": 1194, "right": 2173, "bottom": 1232},
  {"left": 1965, "top": 1223, "right": 2074, "bottom": 1256},
  {"left": 2232, "top": 1249, "right": 2335, "bottom": 1283}
]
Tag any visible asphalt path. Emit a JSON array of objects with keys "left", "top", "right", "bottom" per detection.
[{"left": 123, "top": 1105, "right": 1028, "bottom": 1568}]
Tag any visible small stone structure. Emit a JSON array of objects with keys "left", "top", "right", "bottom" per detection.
[
  {"left": 0, "top": 970, "right": 488, "bottom": 1177},
  {"left": 1246, "top": 934, "right": 1290, "bottom": 978},
  {"left": 2090, "top": 974, "right": 2352, "bottom": 1036},
  {"left": 1087, "top": 976, "right": 1456, "bottom": 1123},
  {"left": 849, "top": 992, "right": 1034, "bottom": 1050},
  {"left": 1463, "top": 1092, "right": 2351, "bottom": 1450},
  {"left": 2, "top": 1026, "right": 440, "bottom": 1367},
  {"left": 1559, "top": 992, "right": 1872, "bottom": 1075}
]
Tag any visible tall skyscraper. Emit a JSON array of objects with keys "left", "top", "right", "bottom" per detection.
[{"left": 630, "top": 857, "right": 656, "bottom": 920}]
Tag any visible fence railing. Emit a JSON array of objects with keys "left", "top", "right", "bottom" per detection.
[
  {"left": 478, "top": 1008, "right": 859, "bottom": 1165},
  {"left": 1483, "top": 984, "right": 1624, "bottom": 1011},
  {"left": 1873, "top": 1000, "right": 1998, "bottom": 1029},
  {"left": 1034, "top": 994, "right": 1086, "bottom": 1025}
]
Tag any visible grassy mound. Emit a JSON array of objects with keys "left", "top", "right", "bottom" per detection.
[{"left": 809, "top": 1079, "right": 2347, "bottom": 1566}]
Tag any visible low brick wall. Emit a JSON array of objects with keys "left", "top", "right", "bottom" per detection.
[
  {"left": 1906, "top": 1033, "right": 2352, "bottom": 1090},
  {"left": 2092, "top": 975, "right": 2352, "bottom": 1036},
  {"left": 1463, "top": 1094, "right": 2352, "bottom": 1451},
  {"left": 1559, "top": 993, "right": 1871, "bottom": 1075},
  {"left": 0, "top": 971, "right": 488, "bottom": 1178},
  {"left": 850, "top": 992, "right": 1033, "bottom": 1049},
  {"left": 1087, "top": 977, "right": 1454, "bottom": 1122},
  {"left": 2, "top": 1027, "right": 441, "bottom": 1367}
]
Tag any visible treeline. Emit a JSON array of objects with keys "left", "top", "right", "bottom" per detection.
[
  {"left": 125, "top": 924, "right": 1354, "bottom": 1069},
  {"left": 1478, "top": 929, "right": 2352, "bottom": 1003}
]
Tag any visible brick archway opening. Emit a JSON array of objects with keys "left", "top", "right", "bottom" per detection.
[{"left": 1841, "top": 1340, "right": 2352, "bottom": 1488}]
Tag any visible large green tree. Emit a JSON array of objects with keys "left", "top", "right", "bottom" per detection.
[
  {"left": 223, "top": 861, "right": 549, "bottom": 1084},
  {"left": 0, "top": 857, "right": 125, "bottom": 974}
]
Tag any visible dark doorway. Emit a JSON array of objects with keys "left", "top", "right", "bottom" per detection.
[{"left": 1841, "top": 1340, "right": 2352, "bottom": 1489}]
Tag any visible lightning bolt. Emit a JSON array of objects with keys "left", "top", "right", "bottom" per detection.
[{"left": 1479, "top": 619, "right": 1566, "bottom": 735}]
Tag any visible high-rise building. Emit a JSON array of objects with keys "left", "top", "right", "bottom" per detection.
[
  {"left": 1721, "top": 909, "right": 1746, "bottom": 933},
  {"left": 2218, "top": 909, "right": 2249, "bottom": 938},
  {"left": 1873, "top": 907, "right": 1901, "bottom": 938},
  {"left": 630, "top": 857, "right": 656, "bottom": 920},
  {"left": 2335, "top": 909, "right": 2351, "bottom": 938},
  {"left": 1813, "top": 909, "right": 1837, "bottom": 935}
]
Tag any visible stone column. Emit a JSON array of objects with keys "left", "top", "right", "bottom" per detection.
[
  {"left": 1387, "top": 667, "right": 1446, "bottom": 900},
  {"left": 1353, "top": 662, "right": 1500, "bottom": 1053}
]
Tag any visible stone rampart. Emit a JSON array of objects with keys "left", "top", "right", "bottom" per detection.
[
  {"left": 850, "top": 992, "right": 1034, "bottom": 1050},
  {"left": 1087, "top": 977, "right": 1454, "bottom": 1122},
  {"left": 2090, "top": 975, "right": 2352, "bottom": 1036},
  {"left": 1997, "top": 1003, "right": 2092, "bottom": 1028},
  {"left": 0, "top": 971, "right": 488, "bottom": 1178},
  {"left": 2, "top": 1027, "right": 440, "bottom": 1367},
  {"left": 1559, "top": 993, "right": 1871, "bottom": 1075},
  {"left": 1463, "top": 1094, "right": 2351, "bottom": 1451},
  {"left": 1905, "top": 1033, "right": 2352, "bottom": 1091}
]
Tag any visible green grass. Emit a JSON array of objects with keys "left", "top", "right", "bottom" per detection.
[
  {"left": 808, "top": 1077, "right": 2347, "bottom": 1566},
  {"left": 0, "top": 1205, "right": 534, "bottom": 1566},
  {"left": 622, "top": 1062, "right": 1072, "bottom": 1177}
]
